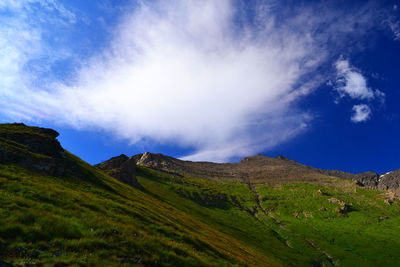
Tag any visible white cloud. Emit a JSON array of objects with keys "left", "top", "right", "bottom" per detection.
[
  {"left": 351, "top": 104, "right": 371, "bottom": 123},
  {"left": 0, "top": 0, "right": 389, "bottom": 162},
  {"left": 335, "top": 59, "right": 375, "bottom": 100},
  {"left": 0, "top": 0, "right": 76, "bottom": 101},
  {"left": 334, "top": 58, "right": 385, "bottom": 123}
]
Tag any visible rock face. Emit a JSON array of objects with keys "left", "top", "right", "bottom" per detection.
[
  {"left": 0, "top": 123, "right": 81, "bottom": 177},
  {"left": 378, "top": 170, "right": 400, "bottom": 193},
  {"left": 96, "top": 154, "right": 140, "bottom": 188},
  {"left": 354, "top": 171, "right": 380, "bottom": 187}
]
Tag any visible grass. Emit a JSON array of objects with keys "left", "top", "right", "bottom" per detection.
[
  {"left": 135, "top": 166, "right": 400, "bottom": 267},
  {"left": 255, "top": 181, "right": 400, "bottom": 266},
  {"left": 0, "top": 160, "right": 274, "bottom": 266},
  {"left": 2, "top": 158, "right": 400, "bottom": 266},
  {"left": 1, "top": 123, "right": 400, "bottom": 266}
]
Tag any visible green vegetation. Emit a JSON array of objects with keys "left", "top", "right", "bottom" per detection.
[
  {"left": 1, "top": 123, "right": 400, "bottom": 266},
  {"left": 0, "top": 159, "right": 272, "bottom": 266},
  {"left": 136, "top": 167, "right": 400, "bottom": 267}
]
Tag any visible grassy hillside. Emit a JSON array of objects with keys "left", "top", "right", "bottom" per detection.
[
  {"left": 0, "top": 155, "right": 277, "bottom": 266},
  {"left": 135, "top": 166, "right": 400, "bottom": 267},
  {"left": 1, "top": 123, "right": 400, "bottom": 266}
]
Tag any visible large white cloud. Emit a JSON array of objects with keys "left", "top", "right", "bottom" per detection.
[{"left": 0, "top": 0, "right": 390, "bottom": 162}]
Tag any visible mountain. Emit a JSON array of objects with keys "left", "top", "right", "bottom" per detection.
[
  {"left": 2, "top": 123, "right": 400, "bottom": 266},
  {"left": 98, "top": 151, "right": 398, "bottom": 193}
]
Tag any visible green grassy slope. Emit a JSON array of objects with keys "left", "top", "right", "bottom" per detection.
[
  {"left": 0, "top": 155, "right": 275, "bottom": 266},
  {"left": 135, "top": 166, "right": 400, "bottom": 267}
]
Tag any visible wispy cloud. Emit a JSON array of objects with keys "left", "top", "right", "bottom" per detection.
[
  {"left": 0, "top": 0, "right": 391, "bottom": 161},
  {"left": 351, "top": 104, "right": 371, "bottom": 123}
]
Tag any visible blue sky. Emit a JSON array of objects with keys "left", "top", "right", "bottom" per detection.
[{"left": 0, "top": 0, "right": 399, "bottom": 174}]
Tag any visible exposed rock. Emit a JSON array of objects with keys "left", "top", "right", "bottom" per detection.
[
  {"left": 328, "top": 198, "right": 342, "bottom": 204},
  {"left": 131, "top": 152, "right": 342, "bottom": 182},
  {"left": 0, "top": 123, "right": 81, "bottom": 178},
  {"left": 378, "top": 170, "right": 400, "bottom": 191},
  {"left": 99, "top": 151, "right": 400, "bottom": 194},
  {"left": 384, "top": 199, "right": 393, "bottom": 205},
  {"left": 96, "top": 154, "right": 140, "bottom": 188},
  {"left": 354, "top": 171, "right": 380, "bottom": 187},
  {"left": 316, "top": 189, "right": 325, "bottom": 195},
  {"left": 136, "top": 152, "right": 173, "bottom": 169},
  {"left": 328, "top": 198, "right": 348, "bottom": 213}
]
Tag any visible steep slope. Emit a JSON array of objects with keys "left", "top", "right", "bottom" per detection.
[{"left": 0, "top": 124, "right": 278, "bottom": 266}]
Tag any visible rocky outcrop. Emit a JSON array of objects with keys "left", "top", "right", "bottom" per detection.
[
  {"left": 378, "top": 170, "right": 400, "bottom": 192},
  {"left": 136, "top": 152, "right": 174, "bottom": 169},
  {"left": 0, "top": 123, "right": 81, "bottom": 178},
  {"left": 354, "top": 171, "right": 380, "bottom": 187},
  {"left": 96, "top": 154, "right": 140, "bottom": 188}
]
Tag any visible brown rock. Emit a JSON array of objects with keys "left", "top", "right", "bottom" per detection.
[{"left": 96, "top": 155, "right": 140, "bottom": 188}]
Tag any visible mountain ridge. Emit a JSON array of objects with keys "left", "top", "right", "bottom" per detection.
[{"left": 98, "top": 151, "right": 399, "bottom": 194}]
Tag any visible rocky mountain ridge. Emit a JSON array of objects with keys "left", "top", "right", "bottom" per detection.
[{"left": 99, "top": 151, "right": 400, "bottom": 194}]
